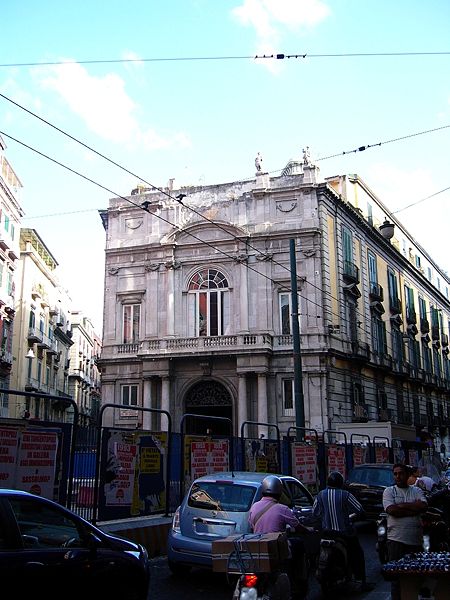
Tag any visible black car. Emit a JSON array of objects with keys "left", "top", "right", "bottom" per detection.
[
  {"left": 346, "top": 463, "right": 394, "bottom": 520},
  {"left": 0, "top": 489, "right": 150, "bottom": 600}
]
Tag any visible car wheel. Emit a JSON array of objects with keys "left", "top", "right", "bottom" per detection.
[{"left": 168, "top": 559, "right": 191, "bottom": 576}]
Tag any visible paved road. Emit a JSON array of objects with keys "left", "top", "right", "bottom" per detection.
[{"left": 148, "top": 522, "right": 391, "bottom": 600}]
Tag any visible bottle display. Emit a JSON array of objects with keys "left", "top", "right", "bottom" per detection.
[{"left": 382, "top": 552, "right": 450, "bottom": 578}]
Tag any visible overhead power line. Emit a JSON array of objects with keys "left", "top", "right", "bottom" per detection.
[
  {"left": 0, "top": 129, "right": 363, "bottom": 330},
  {"left": 392, "top": 185, "right": 450, "bottom": 214},
  {"left": 1, "top": 51, "right": 450, "bottom": 68}
]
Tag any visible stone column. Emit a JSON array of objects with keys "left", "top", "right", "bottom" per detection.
[
  {"left": 143, "top": 378, "right": 152, "bottom": 430},
  {"left": 239, "top": 263, "right": 249, "bottom": 332},
  {"left": 257, "top": 373, "right": 268, "bottom": 437},
  {"left": 161, "top": 376, "right": 170, "bottom": 429},
  {"left": 237, "top": 373, "right": 248, "bottom": 435}
]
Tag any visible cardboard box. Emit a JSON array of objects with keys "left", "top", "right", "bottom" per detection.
[{"left": 212, "top": 532, "right": 290, "bottom": 573}]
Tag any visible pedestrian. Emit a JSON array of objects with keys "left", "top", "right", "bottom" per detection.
[{"left": 382, "top": 463, "right": 428, "bottom": 600}]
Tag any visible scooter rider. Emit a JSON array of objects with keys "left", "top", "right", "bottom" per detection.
[
  {"left": 248, "top": 475, "right": 313, "bottom": 598},
  {"left": 313, "top": 471, "right": 371, "bottom": 592}
]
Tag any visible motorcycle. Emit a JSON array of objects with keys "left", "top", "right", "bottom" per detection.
[
  {"left": 231, "top": 528, "right": 310, "bottom": 600},
  {"left": 315, "top": 514, "right": 359, "bottom": 595}
]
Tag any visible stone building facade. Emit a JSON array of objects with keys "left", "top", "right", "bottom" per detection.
[{"left": 99, "top": 159, "right": 450, "bottom": 448}]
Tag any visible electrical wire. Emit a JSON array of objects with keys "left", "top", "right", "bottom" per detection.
[
  {"left": 1, "top": 50, "right": 450, "bottom": 68},
  {"left": 0, "top": 129, "right": 362, "bottom": 330},
  {"left": 392, "top": 185, "right": 450, "bottom": 214},
  {"left": 2, "top": 91, "right": 448, "bottom": 327}
]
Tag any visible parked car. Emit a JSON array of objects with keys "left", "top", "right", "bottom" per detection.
[
  {"left": 346, "top": 463, "right": 394, "bottom": 520},
  {"left": 0, "top": 489, "right": 150, "bottom": 600},
  {"left": 167, "top": 471, "right": 320, "bottom": 574}
]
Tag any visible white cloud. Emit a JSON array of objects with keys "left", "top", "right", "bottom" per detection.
[
  {"left": 232, "top": 0, "right": 331, "bottom": 63},
  {"left": 38, "top": 61, "right": 189, "bottom": 150}
]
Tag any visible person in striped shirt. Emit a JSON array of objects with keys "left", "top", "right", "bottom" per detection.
[{"left": 313, "top": 471, "right": 370, "bottom": 590}]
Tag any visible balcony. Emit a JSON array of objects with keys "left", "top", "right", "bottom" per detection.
[
  {"left": 369, "top": 283, "right": 384, "bottom": 302},
  {"left": 431, "top": 325, "right": 440, "bottom": 341},
  {"left": 37, "top": 333, "right": 51, "bottom": 350},
  {"left": 352, "top": 404, "right": 369, "bottom": 422},
  {"left": 393, "top": 360, "right": 410, "bottom": 377},
  {"left": 27, "top": 327, "right": 43, "bottom": 344},
  {"left": 372, "top": 352, "right": 393, "bottom": 370},
  {"left": 420, "top": 318, "right": 430, "bottom": 334},
  {"left": 111, "top": 333, "right": 281, "bottom": 359},
  {"left": 343, "top": 261, "right": 360, "bottom": 284},
  {"left": 0, "top": 349, "right": 12, "bottom": 365},
  {"left": 351, "top": 341, "right": 371, "bottom": 362},
  {"left": 389, "top": 296, "right": 402, "bottom": 315},
  {"left": 0, "top": 237, "right": 9, "bottom": 251},
  {"left": 398, "top": 410, "right": 412, "bottom": 425},
  {"left": 406, "top": 307, "right": 417, "bottom": 325},
  {"left": 378, "top": 408, "right": 393, "bottom": 422}
]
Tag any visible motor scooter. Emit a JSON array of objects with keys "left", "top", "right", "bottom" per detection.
[
  {"left": 315, "top": 514, "right": 359, "bottom": 595},
  {"left": 231, "top": 528, "right": 309, "bottom": 600}
]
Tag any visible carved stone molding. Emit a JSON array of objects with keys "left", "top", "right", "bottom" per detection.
[
  {"left": 125, "top": 218, "right": 143, "bottom": 230},
  {"left": 302, "top": 249, "right": 316, "bottom": 257},
  {"left": 164, "top": 260, "right": 181, "bottom": 270},
  {"left": 256, "top": 252, "right": 274, "bottom": 262},
  {"left": 145, "top": 263, "right": 161, "bottom": 272},
  {"left": 233, "top": 253, "right": 248, "bottom": 263},
  {"left": 276, "top": 200, "right": 297, "bottom": 213},
  {"left": 108, "top": 267, "right": 119, "bottom": 275}
]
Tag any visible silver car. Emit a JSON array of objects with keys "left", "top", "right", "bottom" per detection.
[{"left": 167, "top": 471, "right": 320, "bottom": 574}]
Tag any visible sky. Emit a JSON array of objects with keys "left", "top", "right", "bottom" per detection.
[{"left": 1, "top": 0, "right": 449, "bottom": 334}]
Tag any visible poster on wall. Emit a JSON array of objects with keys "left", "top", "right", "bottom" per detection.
[
  {"left": 327, "top": 444, "right": 346, "bottom": 478},
  {"left": 16, "top": 430, "right": 59, "bottom": 499},
  {"left": 0, "top": 427, "right": 19, "bottom": 487},
  {"left": 375, "top": 445, "right": 390, "bottom": 464},
  {"left": 100, "top": 429, "right": 167, "bottom": 519},
  {"left": 408, "top": 449, "right": 419, "bottom": 466},
  {"left": 292, "top": 443, "right": 318, "bottom": 485},
  {"left": 190, "top": 439, "right": 229, "bottom": 480},
  {"left": 245, "top": 439, "right": 279, "bottom": 473},
  {"left": 352, "top": 445, "right": 369, "bottom": 466}
]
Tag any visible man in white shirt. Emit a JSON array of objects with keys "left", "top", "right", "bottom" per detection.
[{"left": 382, "top": 463, "right": 428, "bottom": 600}]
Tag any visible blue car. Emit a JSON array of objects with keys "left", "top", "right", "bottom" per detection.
[
  {"left": 0, "top": 489, "right": 150, "bottom": 600},
  {"left": 167, "top": 471, "right": 319, "bottom": 574}
]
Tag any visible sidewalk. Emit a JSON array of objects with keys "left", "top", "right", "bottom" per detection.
[{"left": 364, "top": 578, "right": 391, "bottom": 600}]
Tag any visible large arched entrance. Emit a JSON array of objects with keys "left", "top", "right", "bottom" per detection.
[{"left": 184, "top": 380, "right": 233, "bottom": 435}]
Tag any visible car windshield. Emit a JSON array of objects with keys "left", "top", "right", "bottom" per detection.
[
  {"left": 348, "top": 467, "right": 393, "bottom": 487},
  {"left": 188, "top": 482, "right": 256, "bottom": 511}
]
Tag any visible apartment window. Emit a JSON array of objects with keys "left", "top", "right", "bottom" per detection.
[
  {"left": 279, "top": 292, "right": 291, "bottom": 335},
  {"left": 46, "top": 366, "right": 50, "bottom": 386},
  {"left": 7, "top": 271, "right": 13, "bottom": 295},
  {"left": 433, "top": 347, "right": 442, "bottom": 378},
  {"left": 123, "top": 304, "right": 140, "bottom": 343},
  {"left": 371, "top": 314, "right": 387, "bottom": 356},
  {"left": 415, "top": 255, "right": 421, "bottom": 269},
  {"left": 391, "top": 326, "right": 404, "bottom": 363},
  {"left": 188, "top": 269, "right": 230, "bottom": 337},
  {"left": 10, "top": 223, "right": 14, "bottom": 241},
  {"left": 0, "top": 261, "right": 3, "bottom": 288},
  {"left": 367, "top": 203, "right": 373, "bottom": 226},
  {"left": 377, "top": 390, "right": 388, "bottom": 410},
  {"left": 4, "top": 215, "right": 9, "bottom": 232},
  {"left": 422, "top": 342, "right": 432, "bottom": 372},
  {"left": 342, "top": 225, "right": 353, "bottom": 262},
  {"left": 39, "top": 316, "right": 45, "bottom": 334},
  {"left": 367, "top": 251, "right": 378, "bottom": 287},
  {"left": 404, "top": 285, "right": 416, "bottom": 322},
  {"left": 37, "top": 360, "right": 42, "bottom": 384},
  {"left": 387, "top": 268, "right": 400, "bottom": 311},
  {"left": 122, "top": 384, "right": 138, "bottom": 406},
  {"left": 409, "top": 338, "right": 421, "bottom": 369},
  {"left": 427, "top": 267, "right": 432, "bottom": 281},
  {"left": 282, "top": 379, "right": 295, "bottom": 417}
]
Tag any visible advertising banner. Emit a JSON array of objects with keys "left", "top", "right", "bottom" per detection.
[
  {"left": 352, "top": 445, "right": 369, "bottom": 466},
  {"left": 326, "top": 444, "right": 346, "bottom": 478},
  {"left": 245, "top": 439, "right": 279, "bottom": 473},
  {"left": 375, "top": 445, "right": 390, "bottom": 464},
  {"left": 292, "top": 443, "right": 318, "bottom": 485},
  {"left": 16, "top": 430, "right": 59, "bottom": 499},
  {"left": 99, "top": 429, "right": 167, "bottom": 520},
  {"left": 0, "top": 427, "right": 19, "bottom": 486},
  {"left": 408, "top": 449, "right": 419, "bottom": 467}
]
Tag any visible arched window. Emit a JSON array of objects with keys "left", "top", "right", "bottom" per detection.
[{"left": 188, "top": 269, "right": 230, "bottom": 336}]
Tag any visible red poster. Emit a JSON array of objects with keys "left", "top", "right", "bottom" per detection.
[
  {"left": 16, "top": 431, "right": 58, "bottom": 499},
  {"left": 292, "top": 444, "right": 318, "bottom": 485},
  {"left": 375, "top": 446, "right": 390, "bottom": 464},
  {"left": 191, "top": 440, "right": 229, "bottom": 479},
  {"left": 327, "top": 444, "right": 346, "bottom": 478},
  {"left": 0, "top": 427, "right": 19, "bottom": 486},
  {"left": 352, "top": 446, "right": 368, "bottom": 466}
]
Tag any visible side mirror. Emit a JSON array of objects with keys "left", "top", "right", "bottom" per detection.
[{"left": 86, "top": 531, "right": 103, "bottom": 550}]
